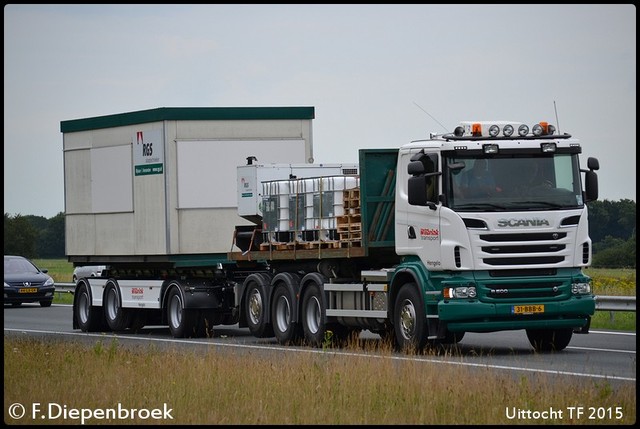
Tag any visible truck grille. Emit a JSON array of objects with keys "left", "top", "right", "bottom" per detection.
[{"left": 478, "top": 232, "right": 568, "bottom": 266}]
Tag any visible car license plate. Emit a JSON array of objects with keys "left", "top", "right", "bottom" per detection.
[
  {"left": 19, "top": 287, "right": 38, "bottom": 293},
  {"left": 512, "top": 304, "right": 544, "bottom": 314}
]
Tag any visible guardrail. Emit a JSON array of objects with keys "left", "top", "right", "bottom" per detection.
[
  {"left": 54, "top": 283, "right": 636, "bottom": 312},
  {"left": 55, "top": 283, "right": 76, "bottom": 294},
  {"left": 594, "top": 295, "right": 636, "bottom": 312}
]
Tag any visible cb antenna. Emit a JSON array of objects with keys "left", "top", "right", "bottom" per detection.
[
  {"left": 413, "top": 102, "right": 449, "bottom": 132},
  {"left": 553, "top": 100, "right": 561, "bottom": 134}
]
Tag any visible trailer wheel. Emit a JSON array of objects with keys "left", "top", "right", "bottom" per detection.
[
  {"left": 271, "top": 283, "right": 302, "bottom": 345},
  {"left": 104, "top": 282, "right": 133, "bottom": 331},
  {"left": 393, "top": 282, "right": 428, "bottom": 353},
  {"left": 301, "top": 281, "right": 326, "bottom": 347},
  {"left": 526, "top": 328, "right": 573, "bottom": 352},
  {"left": 74, "top": 281, "right": 106, "bottom": 332},
  {"left": 166, "top": 287, "right": 199, "bottom": 338},
  {"left": 245, "top": 277, "right": 273, "bottom": 338}
]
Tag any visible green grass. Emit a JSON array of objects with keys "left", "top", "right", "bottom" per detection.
[
  {"left": 33, "top": 258, "right": 74, "bottom": 283},
  {"left": 41, "top": 259, "right": 635, "bottom": 331},
  {"left": 3, "top": 336, "right": 636, "bottom": 425}
]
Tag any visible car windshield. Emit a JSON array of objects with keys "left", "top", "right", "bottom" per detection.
[
  {"left": 4, "top": 257, "right": 40, "bottom": 274},
  {"left": 447, "top": 154, "right": 584, "bottom": 211}
]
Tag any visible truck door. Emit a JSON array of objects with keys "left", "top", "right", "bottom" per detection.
[{"left": 401, "top": 151, "right": 442, "bottom": 265}]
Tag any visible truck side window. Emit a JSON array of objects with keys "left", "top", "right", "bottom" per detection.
[{"left": 407, "top": 152, "right": 438, "bottom": 206}]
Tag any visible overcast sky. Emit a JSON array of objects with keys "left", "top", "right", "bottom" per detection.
[{"left": 4, "top": 4, "right": 636, "bottom": 219}]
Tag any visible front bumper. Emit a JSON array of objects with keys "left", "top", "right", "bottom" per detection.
[
  {"left": 438, "top": 295, "right": 595, "bottom": 332},
  {"left": 4, "top": 286, "right": 56, "bottom": 304}
]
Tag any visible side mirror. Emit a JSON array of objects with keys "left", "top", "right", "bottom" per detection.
[
  {"left": 408, "top": 176, "right": 429, "bottom": 206},
  {"left": 407, "top": 160, "right": 425, "bottom": 175},
  {"left": 584, "top": 170, "right": 598, "bottom": 202}
]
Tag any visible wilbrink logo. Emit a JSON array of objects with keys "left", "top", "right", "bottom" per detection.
[
  {"left": 136, "top": 131, "right": 143, "bottom": 145},
  {"left": 420, "top": 227, "right": 439, "bottom": 240}
]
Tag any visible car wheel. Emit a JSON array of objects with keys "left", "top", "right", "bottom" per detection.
[{"left": 40, "top": 300, "right": 53, "bottom": 308}]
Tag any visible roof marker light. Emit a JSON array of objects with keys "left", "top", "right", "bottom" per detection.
[
  {"left": 483, "top": 144, "right": 499, "bottom": 154},
  {"left": 471, "top": 123, "right": 482, "bottom": 137},
  {"left": 488, "top": 125, "right": 500, "bottom": 137},
  {"left": 541, "top": 142, "right": 557, "bottom": 153}
]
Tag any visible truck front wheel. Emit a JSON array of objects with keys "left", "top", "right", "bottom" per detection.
[
  {"left": 393, "top": 283, "right": 428, "bottom": 353},
  {"left": 526, "top": 328, "right": 573, "bottom": 352}
]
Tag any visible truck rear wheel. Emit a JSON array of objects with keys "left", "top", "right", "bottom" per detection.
[
  {"left": 245, "top": 274, "right": 274, "bottom": 338},
  {"left": 104, "top": 282, "right": 133, "bottom": 331},
  {"left": 393, "top": 283, "right": 428, "bottom": 353},
  {"left": 301, "top": 281, "right": 326, "bottom": 347},
  {"left": 526, "top": 328, "right": 573, "bottom": 352},
  {"left": 271, "top": 283, "right": 302, "bottom": 345},
  {"left": 74, "top": 281, "right": 107, "bottom": 332},
  {"left": 166, "top": 287, "right": 199, "bottom": 338}
]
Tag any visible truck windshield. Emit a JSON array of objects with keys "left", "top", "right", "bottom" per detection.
[{"left": 446, "top": 154, "right": 584, "bottom": 211}]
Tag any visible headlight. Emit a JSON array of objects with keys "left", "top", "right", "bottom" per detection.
[
  {"left": 518, "top": 124, "right": 529, "bottom": 136},
  {"left": 571, "top": 282, "right": 591, "bottom": 295},
  {"left": 44, "top": 277, "right": 55, "bottom": 287},
  {"left": 503, "top": 124, "right": 514, "bottom": 137},
  {"left": 444, "top": 286, "right": 477, "bottom": 299}
]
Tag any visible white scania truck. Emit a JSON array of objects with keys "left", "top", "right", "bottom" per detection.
[{"left": 64, "top": 109, "right": 599, "bottom": 352}]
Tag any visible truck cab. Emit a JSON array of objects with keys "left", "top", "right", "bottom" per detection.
[{"left": 390, "top": 120, "right": 599, "bottom": 351}]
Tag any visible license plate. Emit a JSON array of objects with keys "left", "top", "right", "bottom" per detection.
[
  {"left": 19, "top": 287, "right": 38, "bottom": 293},
  {"left": 512, "top": 304, "right": 544, "bottom": 314}
]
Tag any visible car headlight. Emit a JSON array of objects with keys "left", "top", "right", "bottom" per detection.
[{"left": 44, "top": 277, "right": 55, "bottom": 287}]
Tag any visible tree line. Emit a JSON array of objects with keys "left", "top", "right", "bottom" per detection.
[{"left": 4, "top": 199, "right": 636, "bottom": 268}]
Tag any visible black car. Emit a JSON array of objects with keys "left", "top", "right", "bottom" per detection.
[{"left": 4, "top": 255, "right": 55, "bottom": 307}]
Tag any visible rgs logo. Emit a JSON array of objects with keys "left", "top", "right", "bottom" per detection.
[{"left": 420, "top": 228, "right": 439, "bottom": 240}]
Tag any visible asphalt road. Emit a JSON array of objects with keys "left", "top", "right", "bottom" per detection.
[{"left": 4, "top": 303, "right": 636, "bottom": 386}]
